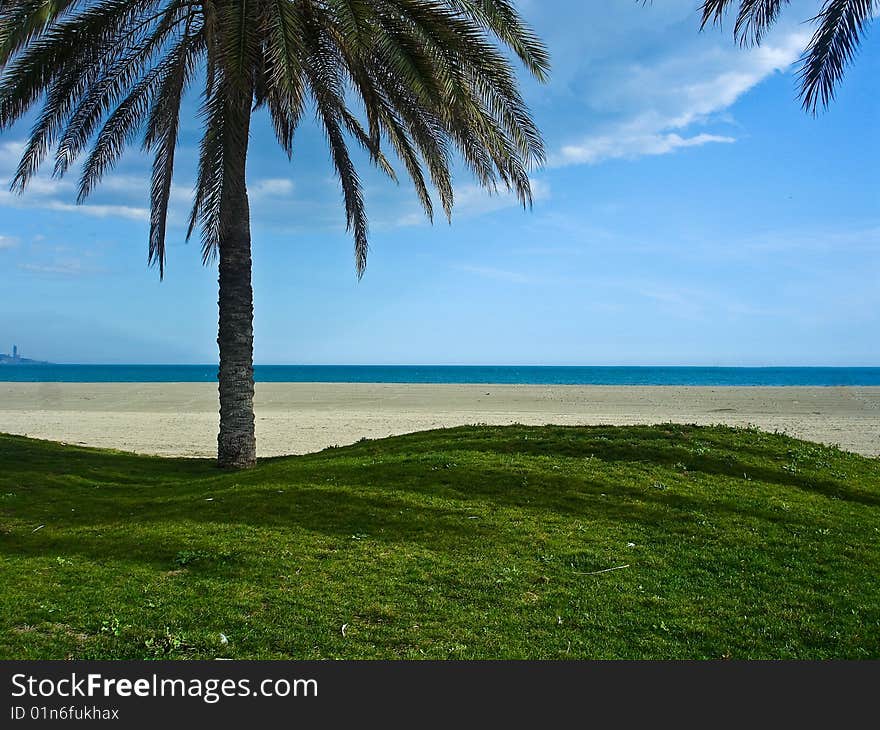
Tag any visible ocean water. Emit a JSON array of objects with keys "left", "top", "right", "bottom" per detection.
[{"left": 1, "top": 365, "right": 879, "bottom": 386}]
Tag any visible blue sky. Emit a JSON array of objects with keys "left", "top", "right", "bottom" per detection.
[{"left": 1, "top": 0, "right": 877, "bottom": 365}]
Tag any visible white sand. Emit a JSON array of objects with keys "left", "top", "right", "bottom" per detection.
[{"left": 1, "top": 382, "right": 878, "bottom": 457}]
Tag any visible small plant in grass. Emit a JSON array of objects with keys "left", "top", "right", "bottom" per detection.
[
  {"left": 100, "top": 616, "right": 122, "bottom": 637},
  {"left": 173, "top": 550, "right": 234, "bottom": 568},
  {"left": 144, "top": 629, "right": 193, "bottom": 657}
]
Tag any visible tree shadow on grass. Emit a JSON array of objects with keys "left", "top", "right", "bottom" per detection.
[
  {"left": 2, "top": 426, "right": 878, "bottom": 572},
  {"left": 294, "top": 459, "right": 839, "bottom": 532},
  {"left": 349, "top": 425, "right": 880, "bottom": 508},
  {"left": 6, "top": 455, "right": 826, "bottom": 563},
  {"left": 0, "top": 433, "right": 217, "bottom": 486},
  {"left": 0, "top": 485, "right": 514, "bottom": 567},
  {"left": 1, "top": 454, "right": 747, "bottom": 568}
]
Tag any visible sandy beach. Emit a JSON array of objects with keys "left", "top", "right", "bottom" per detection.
[{"left": 1, "top": 382, "right": 878, "bottom": 458}]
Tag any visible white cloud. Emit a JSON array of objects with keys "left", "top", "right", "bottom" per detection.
[
  {"left": 455, "top": 265, "right": 533, "bottom": 284},
  {"left": 392, "top": 177, "right": 551, "bottom": 227},
  {"left": 0, "top": 178, "right": 149, "bottom": 222},
  {"left": 0, "top": 140, "right": 25, "bottom": 166},
  {"left": 707, "top": 224, "right": 880, "bottom": 260},
  {"left": 18, "top": 259, "right": 104, "bottom": 276},
  {"left": 538, "top": 4, "right": 811, "bottom": 167},
  {"left": 394, "top": 211, "right": 426, "bottom": 228},
  {"left": 0, "top": 159, "right": 77, "bottom": 199},
  {"left": 0, "top": 235, "right": 18, "bottom": 250},
  {"left": 0, "top": 141, "right": 151, "bottom": 221},
  {"left": 40, "top": 200, "right": 149, "bottom": 221},
  {"left": 558, "top": 132, "right": 735, "bottom": 165},
  {"left": 250, "top": 178, "right": 294, "bottom": 201},
  {"left": 620, "top": 33, "right": 809, "bottom": 128},
  {"left": 15, "top": 176, "right": 76, "bottom": 196},
  {"left": 170, "top": 183, "right": 194, "bottom": 204},
  {"left": 98, "top": 174, "right": 148, "bottom": 195},
  {"left": 457, "top": 177, "right": 551, "bottom": 215}
]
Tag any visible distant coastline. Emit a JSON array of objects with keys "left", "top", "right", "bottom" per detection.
[
  {"left": 0, "top": 354, "right": 50, "bottom": 365},
  {"left": 1, "top": 364, "right": 879, "bottom": 386}
]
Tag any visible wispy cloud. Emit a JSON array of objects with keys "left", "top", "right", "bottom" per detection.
[
  {"left": 547, "top": 20, "right": 809, "bottom": 167},
  {"left": 0, "top": 235, "right": 18, "bottom": 250},
  {"left": 0, "top": 185, "right": 148, "bottom": 221},
  {"left": 97, "top": 174, "right": 148, "bottom": 196},
  {"left": 455, "top": 264, "right": 533, "bottom": 284},
  {"left": 456, "top": 178, "right": 551, "bottom": 216},
  {"left": 250, "top": 178, "right": 294, "bottom": 201},
  {"left": 18, "top": 259, "right": 106, "bottom": 276},
  {"left": 10, "top": 176, "right": 76, "bottom": 196},
  {"left": 391, "top": 178, "right": 551, "bottom": 228},
  {"left": 557, "top": 131, "right": 735, "bottom": 165},
  {"left": 39, "top": 200, "right": 149, "bottom": 221},
  {"left": 0, "top": 140, "right": 25, "bottom": 166},
  {"left": 0, "top": 143, "right": 151, "bottom": 221},
  {"left": 738, "top": 225, "right": 880, "bottom": 254}
]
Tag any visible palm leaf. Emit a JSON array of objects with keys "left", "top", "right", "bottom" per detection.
[
  {"left": 2, "top": 0, "right": 549, "bottom": 276},
  {"left": 799, "top": 0, "right": 876, "bottom": 113},
  {"left": 699, "top": 0, "right": 875, "bottom": 112}
]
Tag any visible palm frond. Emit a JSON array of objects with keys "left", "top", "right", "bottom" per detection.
[
  {"left": 1, "top": 0, "right": 550, "bottom": 277},
  {"left": 262, "top": 0, "right": 307, "bottom": 157},
  {"left": 300, "top": 2, "right": 369, "bottom": 275},
  {"left": 0, "top": 0, "right": 83, "bottom": 64},
  {"left": 143, "top": 19, "right": 200, "bottom": 278},
  {"left": 448, "top": 0, "right": 550, "bottom": 81},
  {"left": 189, "top": 59, "right": 228, "bottom": 261},
  {"left": 54, "top": 1, "right": 195, "bottom": 177},
  {"left": 0, "top": 0, "right": 163, "bottom": 131},
  {"left": 77, "top": 27, "right": 203, "bottom": 202},
  {"left": 698, "top": 0, "right": 875, "bottom": 112},
  {"left": 799, "top": 0, "right": 876, "bottom": 113}
]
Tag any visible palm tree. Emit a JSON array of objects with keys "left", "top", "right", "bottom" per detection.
[
  {"left": 0, "top": 0, "right": 549, "bottom": 468},
  {"left": 698, "top": 0, "right": 876, "bottom": 111}
]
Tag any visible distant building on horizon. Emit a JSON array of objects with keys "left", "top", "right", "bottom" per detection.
[{"left": 12, "top": 345, "right": 17, "bottom": 360}]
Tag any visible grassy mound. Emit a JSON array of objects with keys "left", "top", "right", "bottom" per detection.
[{"left": 1, "top": 424, "right": 878, "bottom": 659}]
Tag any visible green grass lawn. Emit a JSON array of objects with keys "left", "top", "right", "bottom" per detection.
[{"left": 1, "top": 424, "right": 878, "bottom": 659}]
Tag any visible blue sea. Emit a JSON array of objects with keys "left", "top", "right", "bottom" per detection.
[{"left": 1, "top": 365, "right": 879, "bottom": 386}]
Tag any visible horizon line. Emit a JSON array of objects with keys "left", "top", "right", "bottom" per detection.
[{"left": 7, "top": 363, "right": 880, "bottom": 369}]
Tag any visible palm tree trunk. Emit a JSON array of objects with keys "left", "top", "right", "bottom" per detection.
[{"left": 216, "top": 93, "right": 256, "bottom": 469}]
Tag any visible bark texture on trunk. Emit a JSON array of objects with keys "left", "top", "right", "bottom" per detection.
[{"left": 216, "top": 92, "right": 256, "bottom": 469}]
